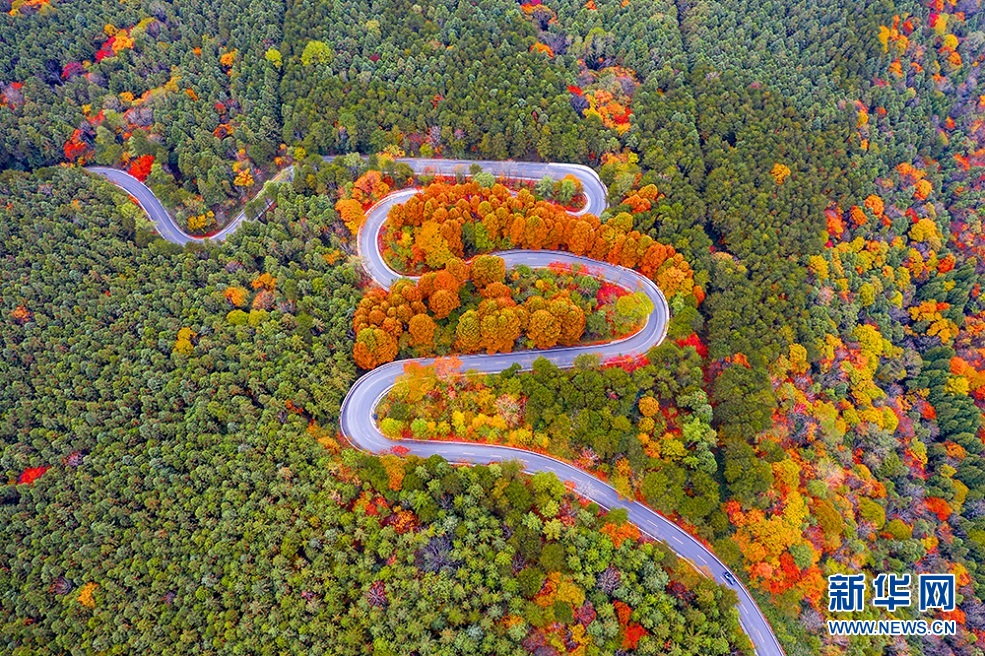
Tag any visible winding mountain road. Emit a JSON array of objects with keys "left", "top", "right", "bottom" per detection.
[
  {"left": 88, "top": 159, "right": 784, "bottom": 656},
  {"left": 88, "top": 158, "right": 604, "bottom": 245}
]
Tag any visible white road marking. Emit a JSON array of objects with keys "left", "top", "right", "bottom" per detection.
[{"left": 94, "top": 157, "right": 785, "bottom": 656}]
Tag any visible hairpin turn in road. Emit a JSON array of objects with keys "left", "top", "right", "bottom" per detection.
[{"left": 89, "top": 158, "right": 785, "bottom": 656}]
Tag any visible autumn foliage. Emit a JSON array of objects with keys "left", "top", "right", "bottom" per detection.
[
  {"left": 382, "top": 181, "right": 698, "bottom": 299},
  {"left": 17, "top": 466, "right": 48, "bottom": 485},
  {"left": 11, "top": 305, "right": 32, "bottom": 324},
  {"left": 127, "top": 154, "right": 154, "bottom": 182},
  {"left": 353, "top": 255, "right": 649, "bottom": 368},
  {"left": 566, "top": 66, "right": 638, "bottom": 135},
  {"left": 63, "top": 129, "right": 90, "bottom": 163},
  {"left": 334, "top": 170, "right": 394, "bottom": 236},
  {"left": 76, "top": 582, "right": 97, "bottom": 609},
  {"left": 353, "top": 326, "right": 399, "bottom": 370},
  {"left": 95, "top": 25, "right": 135, "bottom": 62}
]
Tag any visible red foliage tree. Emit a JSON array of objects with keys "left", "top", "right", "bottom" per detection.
[
  {"left": 128, "top": 154, "right": 155, "bottom": 182},
  {"left": 612, "top": 600, "right": 649, "bottom": 649},
  {"left": 18, "top": 466, "right": 49, "bottom": 485},
  {"left": 63, "top": 129, "right": 90, "bottom": 162},
  {"left": 925, "top": 496, "right": 953, "bottom": 521}
]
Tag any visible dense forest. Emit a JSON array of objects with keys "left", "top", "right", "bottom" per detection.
[
  {"left": 0, "top": 166, "right": 746, "bottom": 654},
  {"left": 352, "top": 254, "right": 652, "bottom": 368},
  {"left": 4, "top": 0, "right": 985, "bottom": 654}
]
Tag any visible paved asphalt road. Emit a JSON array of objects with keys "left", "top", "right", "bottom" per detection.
[
  {"left": 88, "top": 166, "right": 289, "bottom": 244},
  {"left": 88, "top": 159, "right": 784, "bottom": 656}
]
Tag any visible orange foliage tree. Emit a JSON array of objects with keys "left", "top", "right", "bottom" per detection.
[
  {"left": 381, "top": 181, "right": 698, "bottom": 300},
  {"left": 351, "top": 170, "right": 391, "bottom": 206},
  {"left": 353, "top": 327, "right": 398, "bottom": 369},
  {"left": 524, "top": 296, "right": 585, "bottom": 349},
  {"left": 526, "top": 309, "right": 561, "bottom": 350},
  {"left": 477, "top": 301, "right": 526, "bottom": 354},
  {"left": 223, "top": 286, "right": 248, "bottom": 307},
  {"left": 335, "top": 198, "right": 366, "bottom": 235},
  {"left": 408, "top": 313, "right": 437, "bottom": 348},
  {"left": 354, "top": 252, "right": 637, "bottom": 367}
]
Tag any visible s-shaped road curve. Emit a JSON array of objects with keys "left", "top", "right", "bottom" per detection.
[
  {"left": 88, "top": 159, "right": 784, "bottom": 656},
  {"left": 88, "top": 158, "right": 605, "bottom": 246}
]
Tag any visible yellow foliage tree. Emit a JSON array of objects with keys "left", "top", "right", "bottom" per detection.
[
  {"left": 353, "top": 327, "right": 398, "bottom": 369},
  {"left": 770, "top": 162, "right": 791, "bottom": 185},
  {"left": 638, "top": 396, "right": 660, "bottom": 417},
  {"left": 909, "top": 218, "right": 943, "bottom": 250},
  {"left": 234, "top": 168, "right": 254, "bottom": 187},
  {"left": 471, "top": 254, "right": 506, "bottom": 288},
  {"left": 77, "top": 582, "right": 97, "bottom": 608},
  {"left": 111, "top": 31, "right": 133, "bottom": 54},
  {"left": 456, "top": 310, "right": 482, "bottom": 352},
  {"left": 479, "top": 306, "right": 524, "bottom": 354},
  {"left": 914, "top": 178, "right": 932, "bottom": 200},
  {"left": 415, "top": 221, "right": 455, "bottom": 269},
  {"left": 553, "top": 299, "right": 586, "bottom": 346},
  {"left": 379, "top": 454, "right": 405, "bottom": 491},
  {"left": 335, "top": 198, "right": 366, "bottom": 235},
  {"left": 173, "top": 327, "right": 195, "bottom": 356},
  {"left": 526, "top": 309, "right": 561, "bottom": 349}
]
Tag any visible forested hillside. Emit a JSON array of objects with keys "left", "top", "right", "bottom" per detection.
[
  {"left": 4, "top": 0, "right": 985, "bottom": 654},
  {"left": 1, "top": 0, "right": 285, "bottom": 231},
  {"left": 0, "top": 166, "right": 748, "bottom": 654}
]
